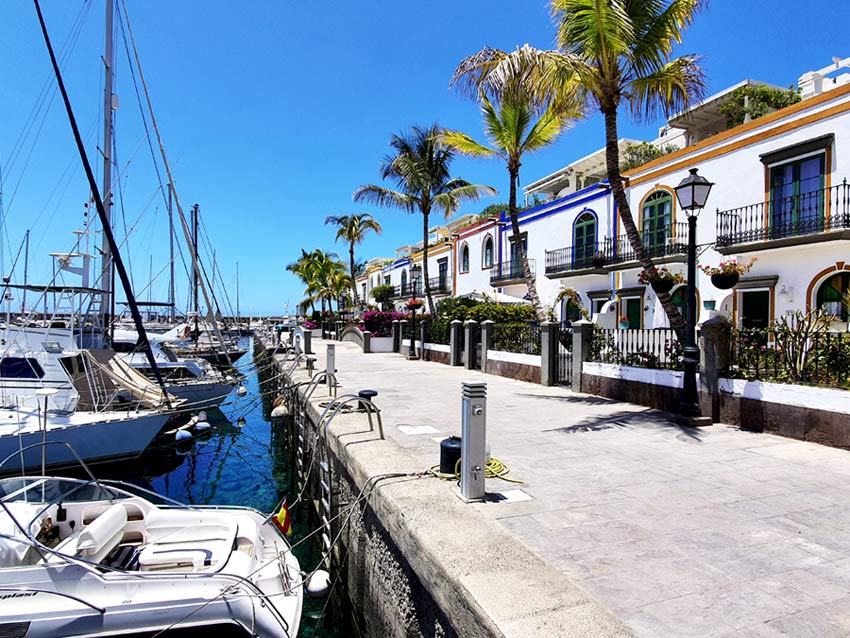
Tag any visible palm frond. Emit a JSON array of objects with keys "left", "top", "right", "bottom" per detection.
[
  {"left": 353, "top": 185, "right": 417, "bottom": 213},
  {"left": 627, "top": 54, "right": 706, "bottom": 121},
  {"left": 440, "top": 130, "right": 498, "bottom": 158}
]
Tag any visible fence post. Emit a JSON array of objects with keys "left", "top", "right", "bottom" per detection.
[
  {"left": 363, "top": 330, "right": 372, "bottom": 354},
  {"left": 571, "top": 320, "right": 594, "bottom": 391},
  {"left": 479, "top": 320, "right": 494, "bottom": 373},
  {"left": 391, "top": 320, "right": 400, "bottom": 353},
  {"left": 335, "top": 320, "right": 344, "bottom": 341},
  {"left": 540, "top": 321, "right": 558, "bottom": 386},
  {"left": 464, "top": 320, "right": 479, "bottom": 370},
  {"left": 398, "top": 319, "right": 409, "bottom": 357},
  {"left": 450, "top": 320, "right": 463, "bottom": 367},
  {"left": 419, "top": 318, "right": 429, "bottom": 361},
  {"left": 302, "top": 329, "right": 313, "bottom": 355},
  {"left": 700, "top": 315, "right": 731, "bottom": 424}
]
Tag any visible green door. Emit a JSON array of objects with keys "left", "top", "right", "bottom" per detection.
[
  {"left": 740, "top": 290, "right": 770, "bottom": 330},
  {"left": 626, "top": 298, "right": 642, "bottom": 329}
]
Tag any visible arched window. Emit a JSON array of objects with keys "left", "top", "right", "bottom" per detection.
[
  {"left": 561, "top": 299, "right": 581, "bottom": 323},
  {"left": 641, "top": 191, "right": 673, "bottom": 253},
  {"left": 817, "top": 272, "right": 850, "bottom": 321},
  {"left": 460, "top": 244, "right": 470, "bottom": 272},
  {"left": 400, "top": 269, "right": 408, "bottom": 295},
  {"left": 483, "top": 236, "right": 494, "bottom": 268},
  {"left": 573, "top": 211, "right": 597, "bottom": 268}
]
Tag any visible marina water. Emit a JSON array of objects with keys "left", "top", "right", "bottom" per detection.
[{"left": 99, "top": 337, "right": 351, "bottom": 637}]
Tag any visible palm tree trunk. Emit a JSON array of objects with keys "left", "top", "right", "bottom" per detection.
[
  {"left": 349, "top": 243, "right": 360, "bottom": 307},
  {"left": 508, "top": 166, "right": 545, "bottom": 321},
  {"left": 422, "top": 207, "right": 435, "bottom": 315},
  {"left": 603, "top": 108, "right": 686, "bottom": 334}
]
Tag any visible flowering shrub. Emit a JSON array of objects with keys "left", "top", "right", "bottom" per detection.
[
  {"left": 699, "top": 257, "right": 757, "bottom": 276},
  {"left": 637, "top": 266, "right": 685, "bottom": 285},
  {"left": 301, "top": 321, "right": 317, "bottom": 330},
  {"left": 362, "top": 311, "right": 406, "bottom": 337}
]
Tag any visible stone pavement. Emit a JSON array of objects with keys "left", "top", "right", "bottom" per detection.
[{"left": 315, "top": 340, "right": 850, "bottom": 637}]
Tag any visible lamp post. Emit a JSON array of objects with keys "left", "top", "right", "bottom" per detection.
[
  {"left": 674, "top": 168, "right": 714, "bottom": 418},
  {"left": 408, "top": 264, "right": 422, "bottom": 360}
]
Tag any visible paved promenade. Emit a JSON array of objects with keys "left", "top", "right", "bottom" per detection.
[{"left": 317, "top": 340, "right": 850, "bottom": 637}]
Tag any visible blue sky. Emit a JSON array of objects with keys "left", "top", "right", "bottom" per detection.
[{"left": 1, "top": 1, "right": 848, "bottom": 316}]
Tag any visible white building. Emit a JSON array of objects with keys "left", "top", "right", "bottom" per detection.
[{"left": 358, "top": 56, "right": 850, "bottom": 330}]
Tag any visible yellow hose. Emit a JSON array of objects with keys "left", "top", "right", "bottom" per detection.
[{"left": 427, "top": 456, "right": 523, "bottom": 484}]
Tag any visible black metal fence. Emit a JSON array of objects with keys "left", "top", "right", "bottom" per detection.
[
  {"left": 401, "top": 322, "right": 414, "bottom": 340},
  {"left": 491, "top": 324, "right": 541, "bottom": 356},
  {"left": 590, "top": 328, "right": 683, "bottom": 370},
  {"left": 557, "top": 325, "right": 573, "bottom": 386},
  {"left": 728, "top": 328, "right": 850, "bottom": 388}
]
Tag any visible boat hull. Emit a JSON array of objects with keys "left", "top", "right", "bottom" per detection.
[
  {"left": 0, "top": 411, "right": 169, "bottom": 475},
  {"left": 166, "top": 380, "right": 235, "bottom": 410}
]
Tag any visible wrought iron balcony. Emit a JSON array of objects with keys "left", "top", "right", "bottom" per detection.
[
  {"left": 426, "top": 276, "right": 452, "bottom": 295},
  {"left": 490, "top": 259, "right": 536, "bottom": 285},
  {"left": 716, "top": 181, "right": 850, "bottom": 250},
  {"left": 545, "top": 244, "right": 603, "bottom": 276},
  {"left": 544, "top": 222, "right": 688, "bottom": 277},
  {"left": 391, "top": 282, "right": 422, "bottom": 299}
]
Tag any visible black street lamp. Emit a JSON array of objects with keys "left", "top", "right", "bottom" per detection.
[
  {"left": 408, "top": 264, "right": 423, "bottom": 360},
  {"left": 674, "top": 168, "right": 714, "bottom": 418}
]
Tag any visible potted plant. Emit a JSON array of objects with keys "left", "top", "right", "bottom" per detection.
[
  {"left": 638, "top": 266, "right": 685, "bottom": 295},
  {"left": 618, "top": 314, "right": 630, "bottom": 329},
  {"left": 406, "top": 297, "right": 424, "bottom": 311},
  {"left": 699, "top": 258, "right": 757, "bottom": 290}
]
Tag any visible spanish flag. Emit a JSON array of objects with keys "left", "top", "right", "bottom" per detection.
[{"left": 272, "top": 498, "right": 292, "bottom": 536}]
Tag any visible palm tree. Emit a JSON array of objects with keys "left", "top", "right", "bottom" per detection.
[
  {"left": 324, "top": 213, "right": 382, "bottom": 309},
  {"left": 286, "top": 249, "right": 346, "bottom": 317},
  {"left": 445, "top": 47, "right": 581, "bottom": 320},
  {"left": 461, "top": 3, "right": 706, "bottom": 330},
  {"left": 354, "top": 124, "right": 496, "bottom": 315},
  {"left": 551, "top": 0, "right": 706, "bottom": 330}
]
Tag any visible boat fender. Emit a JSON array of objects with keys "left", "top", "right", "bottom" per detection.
[
  {"left": 175, "top": 429, "right": 192, "bottom": 442},
  {"left": 271, "top": 404, "right": 289, "bottom": 418},
  {"left": 272, "top": 396, "right": 284, "bottom": 408},
  {"left": 195, "top": 420, "right": 211, "bottom": 431},
  {"left": 198, "top": 411, "right": 208, "bottom": 422},
  {"left": 305, "top": 570, "right": 331, "bottom": 598},
  {"left": 236, "top": 385, "right": 247, "bottom": 397},
  {"left": 236, "top": 417, "right": 247, "bottom": 428}
]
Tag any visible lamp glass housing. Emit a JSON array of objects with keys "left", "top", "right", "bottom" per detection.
[{"left": 675, "top": 168, "right": 714, "bottom": 217}]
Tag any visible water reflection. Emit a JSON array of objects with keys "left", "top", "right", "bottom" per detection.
[{"left": 92, "top": 337, "right": 348, "bottom": 637}]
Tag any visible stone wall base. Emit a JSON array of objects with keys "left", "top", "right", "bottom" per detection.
[
  {"left": 581, "top": 373, "right": 712, "bottom": 417},
  {"left": 718, "top": 394, "right": 850, "bottom": 448},
  {"left": 423, "top": 349, "right": 450, "bottom": 365},
  {"left": 485, "top": 359, "right": 540, "bottom": 384}
]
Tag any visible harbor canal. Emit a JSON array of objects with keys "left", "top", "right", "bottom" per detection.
[{"left": 99, "top": 337, "right": 351, "bottom": 637}]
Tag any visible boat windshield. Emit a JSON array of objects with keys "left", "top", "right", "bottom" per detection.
[{"left": 0, "top": 477, "right": 125, "bottom": 507}]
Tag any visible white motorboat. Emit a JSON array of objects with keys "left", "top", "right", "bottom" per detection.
[
  {"left": 0, "top": 474, "right": 303, "bottom": 637},
  {"left": 0, "top": 326, "right": 177, "bottom": 474}
]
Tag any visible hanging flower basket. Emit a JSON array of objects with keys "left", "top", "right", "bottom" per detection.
[
  {"left": 650, "top": 279, "right": 675, "bottom": 295},
  {"left": 711, "top": 272, "right": 739, "bottom": 290},
  {"left": 406, "top": 298, "right": 424, "bottom": 310}
]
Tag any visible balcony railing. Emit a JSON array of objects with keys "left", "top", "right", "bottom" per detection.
[
  {"left": 716, "top": 181, "right": 850, "bottom": 248},
  {"left": 490, "top": 259, "right": 536, "bottom": 285},
  {"left": 545, "top": 244, "right": 601, "bottom": 275},
  {"left": 544, "top": 222, "right": 688, "bottom": 275},
  {"left": 427, "top": 276, "right": 452, "bottom": 295},
  {"left": 391, "top": 282, "right": 422, "bottom": 299}
]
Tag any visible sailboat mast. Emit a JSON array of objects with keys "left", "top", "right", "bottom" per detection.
[
  {"left": 100, "top": 0, "right": 115, "bottom": 343},
  {"left": 22, "top": 229, "right": 29, "bottom": 314},
  {"left": 236, "top": 261, "right": 240, "bottom": 324},
  {"left": 192, "top": 203, "right": 199, "bottom": 315},
  {"left": 168, "top": 186, "right": 175, "bottom": 323}
]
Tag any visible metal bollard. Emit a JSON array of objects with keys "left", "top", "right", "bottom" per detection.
[
  {"left": 460, "top": 380, "right": 487, "bottom": 502},
  {"left": 326, "top": 344, "right": 336, "bottom": 393}
]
